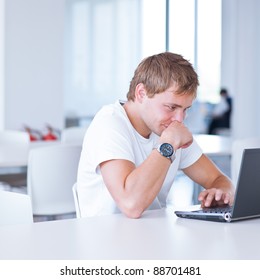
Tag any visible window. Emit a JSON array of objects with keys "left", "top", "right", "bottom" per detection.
[
  {"left": 65, "top": 0, "right": 141, "bottom": 118},
  {"left": 141, "top": 0, "right": 166, "bottom": 56},
  {"left": 141, "top": 0, "right": 222, "bottom": 103},
  {"left": 65, "top": 0, "right": 222, "bottom": 120},
  {"left": 169, "top": 0, "right": 222, "bottom": 103},
  {"left": 168, "top": 0, "right": 195, "bottom": 64},
  {"left": 196, "top": 0, "right": 222, "bottom": 103}
]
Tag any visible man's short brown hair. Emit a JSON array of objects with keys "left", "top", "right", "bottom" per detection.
[{"left": 127, "top": 52, "right": 199, "bottom": 101}]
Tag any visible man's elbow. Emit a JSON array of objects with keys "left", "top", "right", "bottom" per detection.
[
  {"left": 124, "top": 210, "right": 143, "bottom": 219},
  {"left": 119, "top": 201, "right": 145, "bottom": 219}
]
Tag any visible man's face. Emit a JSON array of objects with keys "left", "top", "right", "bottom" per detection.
[{"left": 140, "top": 85, "right": 194, "bottom": 136}]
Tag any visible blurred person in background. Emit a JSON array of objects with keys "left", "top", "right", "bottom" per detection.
[{"left": 207, "top": 88, "right": 232, "bottom": 135}]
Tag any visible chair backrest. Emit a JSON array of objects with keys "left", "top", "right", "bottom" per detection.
[
  {"left": 72, "top": 183, "right": 81, "bottom": 218},
  {"left": 0, "top": 190, "right": 33, "bottom": 226},
  {"left": 231, "top": 137, "right": 260, "bottom": 184},
  {"left": 61, "top": 127, "right": 88, "bottom": 146},
  {"left": 0, "top": 130, "right": 30, "bottom": 146},
  {"left": 0, "top": 130, "right": 30, "bottom": 187},
  {"left": 27, "top": 144, "right": 82, "bottom": 215}
]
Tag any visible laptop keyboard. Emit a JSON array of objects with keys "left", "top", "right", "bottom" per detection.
[{"left": 201, "top": 206, "right": 232, "bottom": 214}]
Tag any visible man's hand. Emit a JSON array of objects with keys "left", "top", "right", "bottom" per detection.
[
  {"left": 198, "top": 188, "right": 234, "bottom": 208},
  {"left": 160, "top": 121, "right": 193, "bottom": 150}
]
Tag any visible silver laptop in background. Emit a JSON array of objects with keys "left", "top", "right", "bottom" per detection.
[{"left": 175, "top": 148, "right": 260, "bottom": 222}]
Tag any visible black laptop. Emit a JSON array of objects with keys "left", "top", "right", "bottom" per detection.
[{"left": 175, "top": 148, "right": 260, "bottom": 222}]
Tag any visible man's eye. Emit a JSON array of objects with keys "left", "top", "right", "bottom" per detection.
[{"left": 167, "top": 105, "right": 176, "bottom": 111}]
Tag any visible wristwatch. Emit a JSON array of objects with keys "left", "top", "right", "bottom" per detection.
[{"left": 154, "top": 143, "right": 176, "bottom": 162}]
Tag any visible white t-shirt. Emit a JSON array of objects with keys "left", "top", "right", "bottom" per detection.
[{"left": 77, "top": 100, "right": 203, "bottom": 217}]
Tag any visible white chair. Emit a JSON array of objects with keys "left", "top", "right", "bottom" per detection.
[
  {"left": 27, "top": 144, "right": 82, "bottom": 220},
  {"left": 231, "top": 137, "right": 260, "bottom": 184},
  {"left": 0, "top": 130, "right": 30, "bottom": 188},
  {"left": 72, "top": 183, "right": 81, "bottom": 218},
  {"left": 61, "top": 126, "right": 88, "bottom": 146},
  {"left": 0, "top": 190, "right": 33, "bottom": 226}
]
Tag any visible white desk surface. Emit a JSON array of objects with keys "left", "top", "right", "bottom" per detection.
[
  {"left": 194, "top": 134, "right": 231, "bottom": 156},
  {"left": 0, "top": 208, "right": 259, "bottom": 260}
]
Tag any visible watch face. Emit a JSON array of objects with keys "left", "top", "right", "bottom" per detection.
[{"left": 160, "top": 143, "right": 173, "bottom": 157}]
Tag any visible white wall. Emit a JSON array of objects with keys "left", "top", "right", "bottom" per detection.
[
  {"left": 222, "top": 0, "right": 260, "bottom": 139},
  {"left": 5, "top": 0, "right": 65, "bottom": 131}
]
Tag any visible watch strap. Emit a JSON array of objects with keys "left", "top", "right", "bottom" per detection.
[{"left": 154, "top": 143, "right": 176, "bottom": 162}]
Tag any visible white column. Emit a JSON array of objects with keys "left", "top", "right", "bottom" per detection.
[
  {"left": 5, "top": 0, "right": 65, "bottom": 130},
  {"left": 0, "top": 0, "right": 5, "bottom": 130},
  {"left": 222, "top": 0, "right": 260, "bottom": 139}
]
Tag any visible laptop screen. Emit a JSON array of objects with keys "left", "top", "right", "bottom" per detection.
[{"left": 232, "top": 148, "right": 260, "bottom": 219}]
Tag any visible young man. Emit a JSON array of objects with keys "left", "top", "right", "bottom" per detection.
[{"left": 77, "top": 52, "right": 234, "bottom": 218}]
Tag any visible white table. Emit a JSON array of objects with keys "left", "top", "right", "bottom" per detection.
[
  {"left": 0, "top": 208, "right": 259, "bottom": 260},
  {"left": 0, "top": 134, "right": 230, "bottom": 167},
  {"left": 0, "top": 135, "right": 230, "bottom": 169},
  {"left": 194, "top": 134, "right": 231, "bottom": 156}
]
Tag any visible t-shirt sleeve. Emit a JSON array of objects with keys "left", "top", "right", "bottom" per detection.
[
  {"left": 82, "top": 108, "right": 135, "bottom": 172},
  {"left": 178, "top": 139, "right": 203, "bottom": 169}
]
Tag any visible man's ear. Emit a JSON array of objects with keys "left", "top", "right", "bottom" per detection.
[{"left": 135, "top": 83, "right": 147, "bottom": 103}]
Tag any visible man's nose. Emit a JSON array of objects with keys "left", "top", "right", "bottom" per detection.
[{"left": 171, "top": 110, "right": 185, "bottom": 123}]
